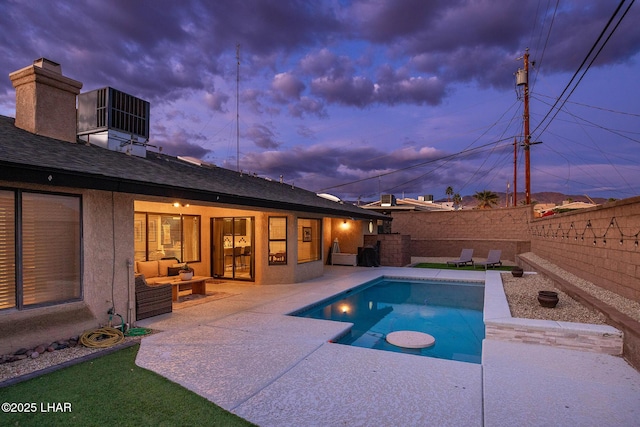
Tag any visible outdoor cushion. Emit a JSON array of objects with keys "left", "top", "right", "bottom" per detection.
[
  {"left": 157, "top": 259, "right": 175, "bottom": 276},
  {"left": 137, "top": 261, "right": 159, "bottom": 278}
]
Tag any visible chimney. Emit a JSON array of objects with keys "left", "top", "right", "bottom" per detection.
[{"left": 9, "top": 58, "right": 83, "bottom": 143}]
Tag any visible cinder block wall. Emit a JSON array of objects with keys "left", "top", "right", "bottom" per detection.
[
  {"left": 391, "top": 205, "right": 532, "bottom": 261},
  {"left": 364, "top": 234, "right": 411, "bottom": 266},
  {"left": 364, "top": 234, "right": 411, "bottom": 267},
  {"left": 529, "top": 196, "right": 640, "bottom": 302}
]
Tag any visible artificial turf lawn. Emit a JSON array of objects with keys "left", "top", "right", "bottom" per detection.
[
  {"left": 414, "top": 262, "right": 514, "bottom": 271},
  {"left": 0, "top": 344, "right": 255, "bottom": 427}
]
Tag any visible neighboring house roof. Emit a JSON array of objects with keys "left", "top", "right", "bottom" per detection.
[
  {"left": 534, "top": 201, "right": 598, "bottom": 217},
  {"left": 362, "top": 197, "right": 453, "bottom": 212},
  {"left": 0, "top": 115, "right": 387, "bottom": 221}
]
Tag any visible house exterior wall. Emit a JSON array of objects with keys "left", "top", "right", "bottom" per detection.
[
  {"left": 391, "top": 206, "right": 532, "bottom": 261},
  {"left": 529, "top": 196, "right": 640, "bottom": 302},
  {"left": 2, "top": 188, "right": 366, "bottom": 353},
  {"left": 0, "top": 182, "right": 133, "bottom": 354},
  {"left": 330, "top": 218, "right": 364, "bottom": 254},
  {"left": 132, "top": 201, "right": 354, "bottom": 286}
]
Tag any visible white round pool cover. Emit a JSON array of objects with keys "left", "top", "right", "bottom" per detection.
[{"left": 386, "top": 331, "right": 435, "bottom": 349}]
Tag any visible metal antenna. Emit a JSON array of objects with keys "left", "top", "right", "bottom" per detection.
[{"left": 236, "top": 44, "right": 240, "bottom": 172}]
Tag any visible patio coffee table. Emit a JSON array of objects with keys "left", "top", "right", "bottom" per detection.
[{"left": 156, "top": 276, "right": 212, "bottom": 301}]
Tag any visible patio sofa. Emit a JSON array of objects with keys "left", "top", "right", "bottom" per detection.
[
  {"left": 135, "top": 259, "right": 183, "bottom": 285},
  {"left": 135, "top": 275, "right": 172, "bottom": 320}
]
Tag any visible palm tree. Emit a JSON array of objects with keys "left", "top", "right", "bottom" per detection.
[
  {"left": 473, "top": 190, "right": 499, "bottom": 209},
  {"left": 445, "top": 186, "right": 454, "bottom": 203},
  {"left": 452, "top": 193, "right": 462, "bottom": 210}
]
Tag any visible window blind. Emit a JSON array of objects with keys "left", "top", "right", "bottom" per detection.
[{"left": 0, "top": 191, "right": 16, "bottom": 310}]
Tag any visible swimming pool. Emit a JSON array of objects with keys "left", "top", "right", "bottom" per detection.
[{"left": 292, "top": 277, "right": 485, "bottom": 364}]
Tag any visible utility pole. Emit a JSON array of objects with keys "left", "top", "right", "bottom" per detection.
[
  {"left": 516, "top": 49, "right": 531, "bottom": 204},
  {"left": 506, "top": 181, "right": 510, "bottom": 208},
  {"left": 522, "top": 49, "right": 531, "bottom": 205},
  {"left": 513, "top": 137, "right": 517, "bottom": 206}
]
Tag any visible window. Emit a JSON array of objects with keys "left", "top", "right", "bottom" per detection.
[
  {"left": 0, "top": 191, "right": 16, "bottom": 309},
  {"left": 268, "top": 217, "right": 287, "bottom": 265},
  {"left": 298, "top": 218, "right": 321, "bottom": 263},
  {"left": 0, "top": 190, "right": 82, "bottom": 310},
  {"left": 134, "top": 212, "right": 201, "bottom": 263}
]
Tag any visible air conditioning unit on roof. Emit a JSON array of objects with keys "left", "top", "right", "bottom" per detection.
[
  {"left": 381, "top": 194, "right": 396, "bottom": 207},
  {"left": 77, "top": 87, "right": 150, "bottom": 157}
]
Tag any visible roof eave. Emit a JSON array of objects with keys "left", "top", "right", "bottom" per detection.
[{"left": 0, "top": 162, "right": 389, "bottom": 221}]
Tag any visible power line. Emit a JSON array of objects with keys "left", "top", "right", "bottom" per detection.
[
  {"left": 532, "top": 0, "right": 631, "bottom": 139},
  {"left": 317, "top": 137, "right": 516, "bottom": 193},
  {"left": 533, "top": 93, "right": 640, "bottom": 118}
]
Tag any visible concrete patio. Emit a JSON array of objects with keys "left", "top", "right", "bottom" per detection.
[{"left": 136, "top": 266, "right": 640, "bottom": 426}]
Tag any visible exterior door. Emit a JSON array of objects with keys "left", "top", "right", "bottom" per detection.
[{"left": 211, "top": 217, "right": 253, "bottom": 280}]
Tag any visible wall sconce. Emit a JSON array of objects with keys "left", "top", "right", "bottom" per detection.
[
  {"left": 340, "top": 304, "right": 350, "bottom": 314},
  {"left": 368, "top": 220, "right": 374, "bottom": 233},
  {"left": 173, "top": 202, "right": 190, "bottom": 208}
]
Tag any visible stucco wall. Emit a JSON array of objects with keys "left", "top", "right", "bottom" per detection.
[
  {"left": 83, "top": 190, "right": 135, "bottom": 325},
  {"left": 0, "top": 185, "right": 134, "bottom": 354},
  {"left": 529, "top": 196, "right": 640, "bottom": 302}
]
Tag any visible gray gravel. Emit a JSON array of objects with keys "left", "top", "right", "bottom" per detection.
[
  {"left": 501, "top": 272, "right": 608, "bottom": 324},
  {"left": 518, "top": 252, "right": 640, "bottom": 323}
]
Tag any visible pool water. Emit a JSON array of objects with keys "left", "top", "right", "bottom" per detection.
[{"left": 293, "top": 278, "right": 485, "bottom": 364}]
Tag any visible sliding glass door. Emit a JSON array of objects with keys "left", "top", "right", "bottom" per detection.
[{"left": 211, "top": 217, "right": 253, "bottom": 280}]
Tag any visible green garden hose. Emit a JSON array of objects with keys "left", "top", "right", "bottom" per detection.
[{"left": 125, "top": 327, "right": 152, "bottom": 336}]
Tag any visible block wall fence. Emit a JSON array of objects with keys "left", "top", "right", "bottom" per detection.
[
  {"left": 389, "top": 197, "right": 640, "bottom": 304},
  {"left": 391, "top": 205, "right": 533, "bottom": 262},
  {"left": 529, "top": 196, "right": 640, "bottom": 302}
]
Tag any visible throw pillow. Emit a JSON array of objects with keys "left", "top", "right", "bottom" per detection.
[{"left": 168, "top": 267, "right": 182, "bottom": 276}]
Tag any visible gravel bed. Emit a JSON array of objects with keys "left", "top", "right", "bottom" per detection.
[
  {"left": 501, "top": 272, "right": 607, "bottom": 324},
  {"left": 519, "top": 252, "right": 640, "bottom": 323},
  {"left": 0, "top": 335, "right": 143, "bottom": 385}
]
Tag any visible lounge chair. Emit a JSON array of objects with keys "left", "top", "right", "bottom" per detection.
[
  {"left": 446, "top": 249, "right": 474, "bottom": 267},
  {"left": 475, "top": 250, "right": 502, "bottom": 270}
]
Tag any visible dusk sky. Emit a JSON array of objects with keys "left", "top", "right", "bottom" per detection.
[{"left": 1, "top": 0, "right": 639, "bottom": 202}]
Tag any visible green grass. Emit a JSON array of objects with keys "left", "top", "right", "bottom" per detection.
[
  {"left": 0, "top": 344, "right": 254, "bottom": 427},
  {"left": 414, "top": 262, "right": 514, "bottom": 271}
]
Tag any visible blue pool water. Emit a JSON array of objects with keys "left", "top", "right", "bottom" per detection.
[{"left": 293, "top": 278, "right": 485, "bottom": 364}]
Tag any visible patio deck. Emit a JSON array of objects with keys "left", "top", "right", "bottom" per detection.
[{"left": 135, "top": 266, "right": 640, "bottom": 427}]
